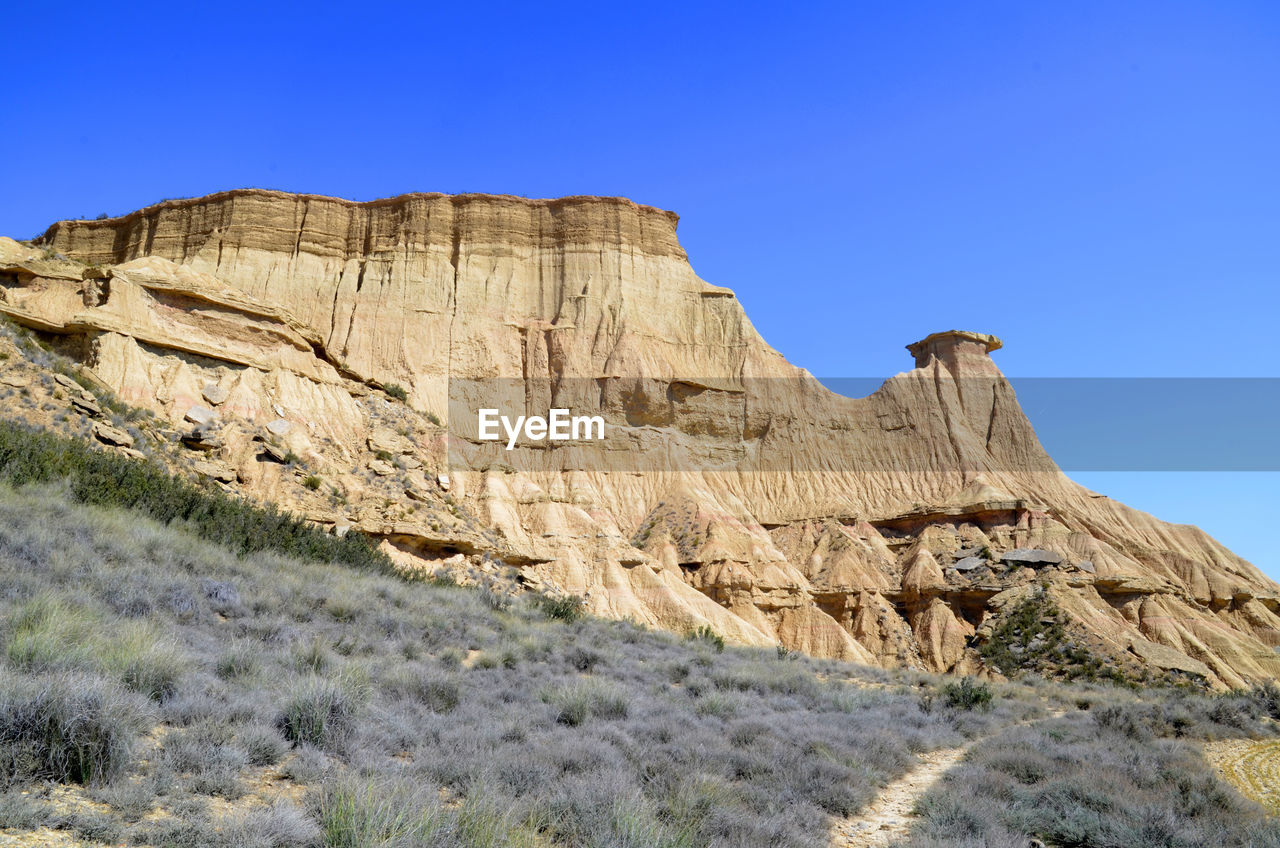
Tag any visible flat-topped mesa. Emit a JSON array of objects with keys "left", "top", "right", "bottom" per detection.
[
  {"left": 906, "top": 330, "right": 1003, "bottom": 375},
  {"left": 37, "top": 189, "right": 688, "bottom": 267}
]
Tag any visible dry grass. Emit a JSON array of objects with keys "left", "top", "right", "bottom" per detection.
[
  {"left": 0, "top": 484, "right": 1021, "bottom": 847},
  {"left": 0, "top": 481, "right": 1273, "bottom": 847}
]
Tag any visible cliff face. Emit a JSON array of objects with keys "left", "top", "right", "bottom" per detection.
[{"left": 4, "top": 188, "right": 1276, "bottom": 688}]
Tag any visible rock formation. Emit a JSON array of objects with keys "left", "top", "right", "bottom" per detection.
[{"left": 0, "top": 188, "right": 1276, "bottom": 688}]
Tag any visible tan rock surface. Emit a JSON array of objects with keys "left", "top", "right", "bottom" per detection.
[{"left": 0, "top": 191, "right": 1274, "bottom": 686}]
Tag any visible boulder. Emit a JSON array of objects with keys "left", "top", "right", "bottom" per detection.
[
  {"left": 193, "top": 460, "right": 237, "bottom": 483},
  {"left": 181, "top": 426, "right": 222, "bottom": 451},
  {"left": 368, "top": 427, "right": 413, "bottom": 455},
  {"left": 202, "top": 383, "right": 230, "bottom": 405},
  {"left": 1001, "top": 548, "right": 1064, "bottom": 567},
  {"left": 184, "top": 405, "right": 217, "bottom": 425},
  {"left": 259, "top": 441, "right": 291, "bottom": 463},
  {"left": 71, "top": 393, "right": 103, "bottom": 417},
  {"left": 91, "top": 421, "right": 134, "bottom": 448}
]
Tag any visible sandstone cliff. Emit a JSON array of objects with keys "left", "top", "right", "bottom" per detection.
[{"left": 1, "top": 188, "right": 1275, "bottom": 688}]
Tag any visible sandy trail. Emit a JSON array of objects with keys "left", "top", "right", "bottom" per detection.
[{"left": 829, "top": 744, "right": 968, "bottom": 847}]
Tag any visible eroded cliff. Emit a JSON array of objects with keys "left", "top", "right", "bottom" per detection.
[{"left": 0, "top": 188, "right": 1274, "bottom": 688}]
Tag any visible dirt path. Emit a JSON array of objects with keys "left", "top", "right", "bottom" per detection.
[
  {"left": 829, "top": 745, "right": 968, "bottom": 847},
  {"left": 1204, "top": 738, "right": 1280, "bottom": 815}
]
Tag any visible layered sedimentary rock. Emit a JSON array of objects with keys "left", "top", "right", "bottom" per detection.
[{"left": 1, "top": 188, "right": 1275, "bottom": 688}]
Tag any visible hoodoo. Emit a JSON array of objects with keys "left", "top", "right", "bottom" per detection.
[{"left": 2, "top": 187, "right": 1276, "bottom": 688}]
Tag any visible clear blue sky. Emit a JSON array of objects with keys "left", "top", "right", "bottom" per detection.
[{"left": 2, "top": 2, "right": 1277, "bottom": 577}]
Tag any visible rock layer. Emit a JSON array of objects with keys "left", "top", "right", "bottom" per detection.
[{"left": 1, "top": 188, "right": 1275, "bottom": 687}]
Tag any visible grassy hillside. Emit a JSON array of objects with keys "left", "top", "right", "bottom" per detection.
[
  {"left": 0, "top": 429, "right": 1274, "bottom": 846},
  {"left": 0, "top": 483, "right": 1012, "bottom": 847}
]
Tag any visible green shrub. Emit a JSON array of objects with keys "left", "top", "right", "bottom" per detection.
[
  {"left": 534, "top": 594, "right": 585, "bottom": 623},
  {"left": 384, "top": 384, "right": 408, "bottom": 402},
  {"left": 0, "top": 419, "right": 389, "bottom": 572},
  {"left": 942, "top": 677, "right": 993, "bottom": 711},
  {"left": 6, "top": 599, "right": 182, "bottom": 701},
  {"left": 687, "top": 626, "right": 725, "bottom": 653},
  {"left": 5, "top": 596, "right": 97, "bottom": 672},
  {"left": 303, "top": 475, "right": 322, "bottom": 491},
  {"left": 313, "top": 777, "right": 444, "bottom": 848},
  {"left": 100, "top": 623, "right": 184, "bottom": 702}
]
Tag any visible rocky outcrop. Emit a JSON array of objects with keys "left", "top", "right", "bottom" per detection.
[{"left": 0, "top": 188, "right": 1274, "bottom": 689}]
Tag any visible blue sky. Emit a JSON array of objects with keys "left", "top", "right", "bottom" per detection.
[{"left": 1, "top": 1, "right": 1277, "bottom": 577}]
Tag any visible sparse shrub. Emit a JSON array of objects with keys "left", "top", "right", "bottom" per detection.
[
  {"left": 1247, "top": 681, "right": 1280, "bottom": 720},
  {"left": 902, "top": 711, "right": 1280, "bottom": 848},
  {"left": 189, "top": 743, "right": 249, "bottom": 798},
  {"left": 216, "top": 647, "right": 261, "bottom": 681},
  {"left": 292, "top": 638, "right": 332, "bottom": 673},
  {"left": 566, "top": 646, "right": 603, "bottom": 672},
  {"left": 437, "top": 647, "right": 464, "bottom": 669},
  {"left": 6, "top": 598, "right": 183, "bottom": 701},
  {"left": 227, "top": 800, "right": 322, "bottom": 848},
  {"left": 384, "top": 384, "right": 408, "bottom": 402},
  {"left": 535, "top": 593, "right": 585, "bottom": 623},
  {"left": 241, "top": 726, "right": 289, "bottom": 767},
  {"left": 5, "top": 595, "right": 97, "bottom": 672},
  {"left": 479, "top": 585, "right": 512, "bottom": 612},
  {"left": 694, "top": 691, "right": 739, "bottom": 719},
  {"left": 687, "top": 625, "right": 725, "bottom": 653},
  {"left": 942, "top": 677, "right": 993, "bottom": 711},
  {"left": 545, "top": 680, "right": 629, "bottom": 726},
  {"left": 384, "top": 667, "right": 460, "bottom": 713},
  {"left": 64, "top": 808, "right": 126, "bottom": 843},
  {"left": 303, "top": 475, "right": 322, "bottom": 491},
  {"left": 101, "top": 624, "right": 185, "bottom": 702},
  {"left": 426, "top": 411, "right": 442, "bottom": 426},
  {"left": 278, "top": 677, "right": 358, "bottom": 749},
  {"left": 0, "top": 788, "right": 45, "bottom": 828},
  {"left": 313, "top": 777, "right": 443, "bottom": 847},
  {"left": 90, "top": 777, "right": 158, "bottom": 821},
  {"left": 0, "top": 672, "right": 144, "bottom": 785}
]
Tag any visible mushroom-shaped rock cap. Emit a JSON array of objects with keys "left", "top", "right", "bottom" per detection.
[{"left": 906, "top": 330, "right": 1004, "bottom": 371}]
